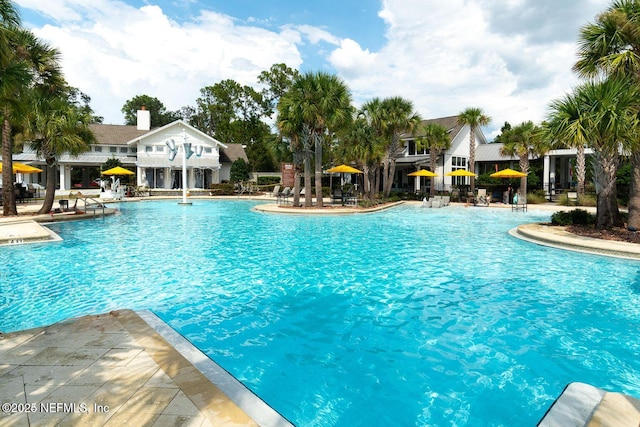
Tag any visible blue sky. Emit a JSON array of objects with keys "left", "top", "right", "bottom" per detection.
[{"left": 16, "top": 0, "right": 611, "bottom": 138}]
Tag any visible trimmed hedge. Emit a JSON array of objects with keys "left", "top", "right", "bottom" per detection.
[{"left": 551, "top": 209, "right": 595, "bottom": 226}]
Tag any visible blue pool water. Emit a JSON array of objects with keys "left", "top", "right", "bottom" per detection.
[{"left": 2, "top": 201, "right": 640, "bottom": 426}]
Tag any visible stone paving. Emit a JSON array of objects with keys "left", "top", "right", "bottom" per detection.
[{"left": 0, "top": 310, "right": 291, "bottom": 427}]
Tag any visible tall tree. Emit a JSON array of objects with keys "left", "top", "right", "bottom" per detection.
[
  {"left": 574, "top": 0, "right": 640, "bottom": 230},
  {"left": 277, "top": 95, "right": 306, "bottom": 207},
  {"left": 457, "top": 107, "right": 491, "bottom": 193},
  {"left": 23, "top": 87, "right": 96, "bottom": 214},
  {"left": 339, "top": 115, "right": 384, "bottom": 200},
  {"left": 415, "top": 122, "right": 450, "bottom": 196},
  {"left": 191, "top": 80, "right": 274, "bottom": 171},
  {"left": 499, "top": 121, "right": 548, "bottom": 198},
  {"left": 258, "top": 63, "right": 300, "bottom": 118},
  {"left": 547, "top": 77, "right": 639, "bottom": 229},
  {"left": 121, "top": 94, "right": 179, "bottom": 127},
  {"left": 279, "top": 71, "right": 352, "bottom": 207},
  {"left": 363, "top": 97, "right": 420, "bottom": 198},
  {"left": 543, "top": 94, "right": 589, "bottom": 197},
  {"left": 1, "top": 22, "right": 64, "bottom": 215}
]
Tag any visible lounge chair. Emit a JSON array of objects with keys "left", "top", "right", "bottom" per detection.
[
  {"left": 441, "top": 195, "right": 450, "bottom": 206},
  {"left": 475, "top": 189, "right": 489, "bottom": 206},
  {"left": 271, "top": 185, "right": 281, "bottom": 197}
]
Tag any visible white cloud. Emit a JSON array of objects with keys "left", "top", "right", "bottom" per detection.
[
  {"left": 22, "top": 1, "right": 303, "bottom": 124},
  {"left": 18, "top": 0, "right": 612, "bottom": 139},
  {"left": 333, "top": 0, "right": 610, "bottom": 138},
  {"left": 328, "top": 39, "right": 376, "bottom": 78}
]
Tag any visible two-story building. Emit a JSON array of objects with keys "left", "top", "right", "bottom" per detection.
[
  {"left": 14, "top": 109, "right": 248, "bottom": 191},
  {"left": 398, "top": 116, "right": 489, "bottom": 193}
]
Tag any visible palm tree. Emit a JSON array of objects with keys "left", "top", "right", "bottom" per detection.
[
  {"left": 277, "top": 95, "right": 305, "bottom": 207},
  {"left": 279, "top": 71, "right": 352, "bottom": 207},
  {"left": 366, "top": 97, "right": 420, "bottom": 198},
  {"left": 548, "top": 77, "right": 639, "bottom": 229},
  {"left": 415, "top": 122, "right": 450, "bottom": 196},
  {"left": 574, "top": 0, "right": 640, "bottom": 229},
  {"left": 543, "top": 94, "right": 589, "bottom": 197},
  {"left": 1, "top": 26, "right": 63, "bottom": 215},
  {"left": 23, "top": 89, "right": 95, "bottom": 214},
  {"left": 499, "top": 121, "right": 548, "bottom": 199},
  {"left": 457, "top": 107, "right": 491, "bottom": 193},
  {"left": 339, "top": 116, "right": 384, "bottom": 200}
]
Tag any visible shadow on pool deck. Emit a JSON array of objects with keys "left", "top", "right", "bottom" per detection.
[{"left": 0, "top": 309, "right": 293, "bottom": 427}]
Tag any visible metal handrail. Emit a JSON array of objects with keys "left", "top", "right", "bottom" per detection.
[{"left": 81, "top": 196, "right": 106, "bottom": 218}]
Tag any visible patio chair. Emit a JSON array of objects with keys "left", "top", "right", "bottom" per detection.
[
  {"left": 475, "top": 189, "right": 489, "bottom": 206},
  {"left": 512, "top": 192, "right": 527, "bottom": 212},
  {"left": 331, "top": 189, "right": 343, "bottom": 205},
  {"left": 277, "top": 187, "right": 291, "bottom": 204},
  {"left": 271, "top": 185, "right": 281, "bottom": 197}
]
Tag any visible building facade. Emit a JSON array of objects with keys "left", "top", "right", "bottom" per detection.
[{"left": 13, "top": 109, "right": 247, "bottom": 191}]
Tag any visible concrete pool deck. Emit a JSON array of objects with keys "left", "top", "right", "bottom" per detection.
[
  {"left": 3, "top": 197, "right": 640, "bottom": 425},
  {"left": 0, "top": 309, "right": 293, "bottom": 427}
]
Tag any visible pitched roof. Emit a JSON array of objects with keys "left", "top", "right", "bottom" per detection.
[
  {"left": 402, "top": 115, "right": 465, "bottom": 142},
  {"left": 421, "top": 115, "right": 464, "bottom": 141},
  {"left": 89, "top": 124, "right": 150, "bottom": 146},
  {"left": 219, "top": 143, "right": 249, "bottom": 163}
]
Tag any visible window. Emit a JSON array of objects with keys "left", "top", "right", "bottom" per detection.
[
  {"left": 155, "top": 146, "right": 164, "bottom": 152},
  {"left": 119, "top": 147, "right": 128, "bottom": 153},
  {"left": 109, "top": 147, "right": 117, "bottom": 153},
  {"left": 451, "top": 156, "right": 468, "bottom": 186},
  {"left": 204, "top": 147, "right": 212, "bottom": 154},
  {"left": 407, "top": 139, "right": 427, "bottom": 156},
  {"left": 145, "top": 146, "right": 152, "bottom": 153},
  {"left": 94, "top": 146, "right": 102, "bottom": 152}
]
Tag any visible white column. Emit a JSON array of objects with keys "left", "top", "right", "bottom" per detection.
[{"left": 543, "top": 155, "right": 550, "bottom": 196}]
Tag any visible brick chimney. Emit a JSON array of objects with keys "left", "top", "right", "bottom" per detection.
[{"left": 137, "top": 105, "right": 150, "bottom": 130}]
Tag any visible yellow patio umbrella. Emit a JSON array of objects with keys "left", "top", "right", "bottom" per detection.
[
  {"left": 444, "top": 169, "right": 477, "bottom": 177},
  {"left": 408, "top": 169, "right": 437, "bottom": 194},
  {"left": 101, "top": 166, "right": 135, "bottom": 175},
  {"left": 327, "top": 164, "right": 363, "bottom": 195},
  {"left": 0, "top": 161, "right": 43, "bottom": 174},
  {"left": 326, "top": 164, "right": 363, "bottom": 174},
  {"left": 407, "top": 169, "right": 438, "bottom": 177},
  {"left": 490, "top": 168, "right": 527, "bottom": 178}
]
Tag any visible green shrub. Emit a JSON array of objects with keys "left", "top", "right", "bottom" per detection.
[
  {"left": 577, "top": 193, "right": 596, "bottom": 207},
  {"left": 257, "top": 176, "right": 280, "bottom": 186},
  {"left": 551, "top": 211, "right": 573, "bottom": 225},
  {"left": 557, "top": 193, "right": 573, "bottom": 206},
  {"left": 551, "top": 209, "right": 595, "bottom": 226},
  {"left": 526, "top": 192, "right": 547, "bottom": 204},
  {"left": 209, "top": 183, "right": 235, "bottom": 195},
  {"left": 571, "top": 209, "right": 596, "bottom": 225}
]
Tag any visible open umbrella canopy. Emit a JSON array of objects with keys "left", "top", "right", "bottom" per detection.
[
  {"left": 101, "top": 166, "right": 135, "bottom": 175},
  {"left": 444, "top": 170, "right": 477, "bottom": 177},
  {"left": 327, "top": 164, "right": 363, "bottom": 174},
  {"left": 408, "top": 169, "right": 438, "bottom": 177},
  {"left": 490, "top": 168, "right": 527, "bottom": 178},
  {"left": 0, "top": 161, "right": 42, "bottom": 174}
]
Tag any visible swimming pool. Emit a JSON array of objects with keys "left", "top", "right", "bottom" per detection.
[{"left": 2, "top": 201, "right": 640, "bottom": 426}]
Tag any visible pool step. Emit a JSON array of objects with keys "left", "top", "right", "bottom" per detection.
[
  {"left": 0, "top": 220, "right": 61, "bottom": 246},
  {"left": 538, "top": 382, "right": 640, "bottom": 426}
]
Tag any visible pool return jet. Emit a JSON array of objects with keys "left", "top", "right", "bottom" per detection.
[{"left": 166, "top": 128, "right": 203, "bottom": 205}]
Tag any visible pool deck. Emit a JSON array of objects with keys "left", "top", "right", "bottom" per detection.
[
  {"left": 0, "top": 309, "right": 293, "bottom": 427},
  {"left": 3, "top": 197, "right": 640, "bottom": 426}
]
